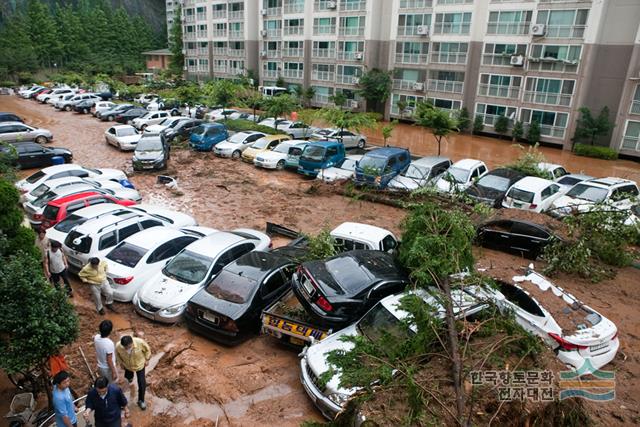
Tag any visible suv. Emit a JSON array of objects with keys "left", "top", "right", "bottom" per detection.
[
  {"left": 435, "top": 158, "right": 488, "bottom": 193},
  {"left": 298, "top": 141, "right": 346, "bottom": 178},
  {"left": 0, "top": 122, "right": 53, "bottom": 144},
  {"left": 56, "top": 93, "right": 101, "bottom": 111},
  {"left": 131, "top": 111, "right": 171, "bottom": 130},
  {"left": 63, "top": 213, "right": 165, "bottom": 272},
  {"left": 387, "top": 156, "right": 452, "bottom": 192},
  {"left": 41, "top": 191, "right": 137, "bottom": 230},
  {"left": 354, "top": 147, "right": 411, "bottom": 189},
  {"left": 133, "top": 133, "right": 170, "bottom": 171},
  {"left": 549, "top": 177, "right": 640, "bottom": 217}
]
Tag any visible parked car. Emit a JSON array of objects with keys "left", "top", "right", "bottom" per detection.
[
  {"left": 52, "top": 93, "right": 76, "bottom": 108},
  {"left": 254, "top": 140, "right": 304, "bottom": 170},
  {"left": 19, "top": 85, "right": 45, "bottom": 99},
  {"left": 73, "top": 99, "right": 96, "bottom": 114},
  {"left": 38, "top": 88, "right": 74, "bottom": 103},
  {"left": 241, "top": 134, "right": 290, "bottom": 163},
  {"left": 133, "top": 229, "right": 271, "bottom": 323},
  {"left": 208, "top": 109, "right": 238, "bottom": 121},
  {"left": 315, "top": 155, "right": 361, "bottom": 183},
  {"left": 0, "top": 112, "right": 23, "bottom": 123},
  {"left": 228, "top": 112, "right": 259, "bottom": 122},
  {"left": 29, "top": 88, "right": 50, "bottom": 99},
  {"left": 165, "top": 118, "right": 203, "bottom": 142},
  {"left": 56, "top": 93, "right": 101, "bottom": 111},
  {"left": 387, "top": 156, "right": 452, "bottom": 192},
  {"left": 189, "top": 123, "right": 229, "bottom": 151},
  {"left": 475, "top": 219, "right": 556, "bottom": 259},
  {"left": 502, "top": 176, "right": 562, "bottom": 213},
  {"left": 134, "top": 93, "right": 159, "bottom": 105},
  {"left": 15, "top": 164, "right": 128, "bottom": 195},
  {"left": 47, "top": 89, "right": 78, "bottom": 105},
  {"left": 435, "top": 158, "right": 488, "bottom": 193},
  {"left": 104, "top": 125, "right": 141, "bottom": 151},
  {"left": 0, "top": 142, "right": 71, "bottom": 169},
  {"left": 132, "top": 133, "right": 170, "bottom": 171},
  {"left": 277, "top": 121, "right": 317, "bottom": 140},
  {"left": 131, "top": 111, "right": 171, "bottom": 131},
  {"left": 311, "top": 128, "right": 367, "bottom": 149},
  {"left": 257, "top": 117, "right": 288, "bottom": 129},
  {"left": 40, "top": 191, "right": 137, "bottom": 230},
  {"left": 538, "top": 162, "right": 569, "bottom": 180},
  {"left": 298, "top": 141, "right": 346, "bottom": 178},
  {"left": 465, "top": 168, "right": 525, "bottom": 207},
  {"left": 105, "top": 227, "right": 204, "bottom": 302},
  {"left": 284, "top": 141, "right": 309, "bottom": 169},
  {"left": 555, "top": 173, "right": 594, "bottom": 193},
  {"left": 99, "top": 104, "right": 135, "bottom": 121},
  {"left": 354, "top": 147, "right": 411, "bottom": 189},
  {"left": 91, "top": 101, "right": 116, "bottom": 117},
  {"left": 24, "top": 176, "right": 140, "bottom": 205},
  {"left": 213, "top": 131, "right": 266, "bottom": 159},
  {"left": 115, "top": 107, "right": 148, "bottom": 124},
  {"left": 292, "top": 250, "right": 409, "bottom": 329},
  {"left": 185, "top": 251, "right": 297, "bottom": 345},
  {"left": 0, "top": 122, "right": 53, "bottom": 144},
  {"left": 549, "top": 177, "right": 639, "bottom": 218},
  {"left": 144, "top": 116, "right": 190, "bottom": 134},
  {"left": 24, "top": 183, "right": 97, "bottom": 227},
  {"left": 45, "top": 203, "right": 130, "bottom": 244}
]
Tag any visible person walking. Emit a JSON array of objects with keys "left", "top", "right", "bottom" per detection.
[
  {"left": 116, "top": 335, "right": 151, "bottom": 410},
  {"left": 78, "top": 257, "right": 115, "bottom": 315},
  {"left": 83, "top": 376, "right": 129, "bottom": 427},
  {"left": 52, "top": 371, "right": 77, "bottom": 427},
  {"left": 35, "top": 227, "right": 49, "bottom": 260},
  {"left": 94, "top": 320, "right": 119, "bottom": 384},
  {"left": 44, "top": 240, "right": 73, "bottom": 296}
]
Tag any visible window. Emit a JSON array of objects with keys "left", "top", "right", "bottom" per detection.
[
  {"left": 487, "top": 11, "right": 532, "bottom": 35},
  {"left": 497, "top": 283, "right": 545, "bottom": 317},
  {"left": 87, "top": 197, "right": 108, "bottom": 206},
  {"left": 397, "top": 14, "right": 431, "bottom": 37},
  {"left": 529, "top": 44, "right": 582, "bottom": 72},
  {"left": 99, "top": 231, "right": 117, "bottom": 251},
  {"left": 621, "top": 120, "right": 640, "bottom": 151},
  {"left": 611, "top": 185, "right": 639, "bottom": 201},
  {"left": 541, "top": 185, "right": 559, "bottom": 200},
  {"left": 524, "top": 78, "right": 574, "bottom": 106},
  {"left": 482, "top": 43, "right": 527, "bottom": 66},
  {"left": 140, "top": 219, "right": 163, "bottom": 229},
  {"left": 520, "top": 109, "right": 569, "bottom": 138},
  {"left": 536, "top": 9, "right": 589, "bottom": 38},
  {"left": 434, "top": 12, "right": 472, "bottom": 35},
  {"left": 339, "top": 16, "right": 365, "bottom": 36},
  {"left": 118, "top": 224, "right": 141, "bottom": 242},
  {"left": 475, "top": 103, "right": 517, "bottom": 126},
  {"left": 229, "top": 243, "right": 255, "bottom": 260},
  {"left": 478, "top": 74, "right": 521, "bottom": 99},
  {"left": 261, "top": 269, "right": 288, "bottom": 297},
  {"left": 326, "top": 146, "right": 338, "bottom": 156},
  {"left": 432, "top": 42, "right": 468, "bottom": 64}
]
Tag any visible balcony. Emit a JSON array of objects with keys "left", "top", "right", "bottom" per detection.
[
  {"left": 397, "top": 25, "right": 428, "bottom": 37},
  {"left": 539, "top": 0, "right": 591, "bottom": 3},
  {"left": 536, "top": 124, "right": 566, "bottom": 139},
  {"left": 527, "top": 58, "right": 579, "bottom": 73},
  {"left": 198, "top": 47, "right": 208, "bottom": 56},
  {"left": 430, "top": 52, "right": 467, "bottom": 64},
  {"left": 211, "top": 10, "right": 227, "bottom": 19},
  {"left": 312, "top": 48, "right": 335, "bottom": 58},
  {"left": 479, "top": 114, "right": 513, "bottom": 128},
  {"left": 393, "top": 79, "right": 420, "bottom": 91},
  {"left": 282, "top": 69, "right": 303, "bottom": 79},
  {"left": 184, "top": 32, "right": 196, "bottom": 40},
  {"left": 265, "top": 7, "right": 282, "bottom": 16},
  {"left": 228, "top": 49, "right": 245, "bottom": 57},
  {"left": 621, "top": 134, "right": 640, "bottom": 151},
  {"left": 432, "top": 22, "right": 471, "bottom": 35},
  {"left": 186, "top": 49, "right": 198, "bottom": 56},
  {"left": 266, "top": 50, "right": 281, "bottom": 58},
  {"left": 229, "top": 68, "right": 244, "bottom": 76},
  {"left": 229, "top": 30, "right": 244, "bottom": 39},
  {"left": 339, "top": 27, "right": 365, "bottom": 37},
  {"left": 313, "top": 25, "right": 336, "bottom": 35},
  {"left": 284, "top": 3, "right": 305, "bottom": 13},
  {"left": 337, "top": 74, "right": 360, "bottom": 84},
  {"left": 185, "top": 15, "right": 195, "bottom": 23},
  {"left": 312, "top": 93, "right": 333, "bottom": 105},
  {"left": 183, "top": 0, "right": 195, "bottom": 5},
  {"left": 545, "top": 25, "right": 586, "bottom": 39},
  {"left": 263, "top": 69, "right": 279, "bottom": 78},
  {"left": 477, "top": 84, "right": 520, "bottom": 99},
  {"left": 482, "top": 53, "right": 519, "bottom": 67},
  {"left": 427, "top": 79, "right": 464, "bottom": 94},
  {"left": 196, "top": 12, "right": 206, "bottom": 21},
  {"left": 214, "top": 65, "right": 227, "bottom": 73},
  {"left": 213, "top": 47, "right": 227, "bottom": 55},
  {"left": 437, "top": 0, "right": 473, "bottom": 4},
  {"left": 522, "top": 91, "right": 573, "bottom": 107},
  {"left": 486, "top": 22, "right": 530, "bottom": 35},
  {"left": 312, "top": 70, "right": 335, "bottom": 81},
  {"left": 341, "top": 1, "right": 367, "bottom": 11},
  {"left": 630, "top": 101, "right": 640, "bottom": 115},
  {"left": 228, "top": 10, "right": 244, "bottom": 20},
  {"left": 267, "top": 29, "right": 283, "bottom": 37},
  {"left": 212, "top": 29, "right": 227, "bottom": 38},
  {"left": 282, "top": 48, "right": 303, "bottom": 57},
  {"left": 399, "top": 0, "right": 432, "bottom": 7},
  {"left": 337, "top": 51, "right": 363, "bottom": 61},
  {"left": 395, "top": 53, "right": 428, "bottom": 64},
  {"left": 284, "top": 27, "right": 304, "bottom": 36},
  {"left": 197, "top": 64, "right": 208, "bottom": 73}
]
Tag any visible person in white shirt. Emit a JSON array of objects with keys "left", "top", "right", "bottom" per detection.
[
  {"left": 94, "top": 320, "right": 118, "bottom": 383},
  {"left": 35, "top": 228, "right": 49, "bottom": 261},
  {"left": 44, "top": 240, "right": 72, "bottom": 296}
]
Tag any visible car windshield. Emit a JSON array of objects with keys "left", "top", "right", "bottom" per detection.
[
  {"left": 357, "top": 303, "right": 411, "bottom": 343},
  {"left": 402, "top": 164, "right": 429, "bottom": 179},
  {"left": 162, "top": 250, "right": 213, "bottom": 285},
  {"left": 507, "top": 187, "right": 535, "bottom": 203},
  {"left": 30, "top": 183, "right": 51, "bottom": 198},
  {"left": 273, "top": 143, "right": 290, "bottom": 154},
  {"left": 566, "top": 183, "right": 608, "bottom": 203},
  {"left": 338, "top": 158, "right": 358, "bottom": 171},
  {"left": 205, "top": 270, "right": 256, "bottom": 304},
  {"left": 358, "top": 156, "right": 387, "bottom": 172},
  {"left": 445, "top": 167, "right": 469, "bottom": 184},
  {"left": 478, "top": 175, "right": 512, "bottom": 191},
  {"left": 136, "top": 138, "right": 163, "bottom": 152},
  {"left": 33, "top": 190, "right": 61, "bottom": 208},
  {"left": 106, "top": 242, "right": 147, "bottom": 268},
  {"left": 251, "top": 138, "right": 271, "bottom": 149},
  {"left": 229, "top": 133, "right": 248, "bottom": 144},
  {"left": 26, "top": 170, "right": 45, "bottom": 184},
  {"left": 301, "top": 145, "right": 326, "bottom": 161},
  {"left": 65, "top": 230, "right": 92, "bottom": 253},
  {"left": 117, "top": 128, "right": 137, "bottom": 137},
  {"left": 192, "top": 125, "right": 206, "bottom": 136},
  {"left": 557, "top": 176, "right": 584, "bottom": 186},
  {"left": 54, "top": 214, "right": 88, "bottom": 232},
  {"left": 325, "top": 256, "right": 372, "bottom": 293}
]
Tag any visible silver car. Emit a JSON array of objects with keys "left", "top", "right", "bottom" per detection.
[
  {"left": 311, "top": 128, "right": 367, "bottom": 149},
  {"left": 0, "top": 121, "right": 53, "bottom": 144}
]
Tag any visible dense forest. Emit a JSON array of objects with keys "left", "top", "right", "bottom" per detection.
[{"left": 0, "top": 0, "right": 165, "bottom": 80}]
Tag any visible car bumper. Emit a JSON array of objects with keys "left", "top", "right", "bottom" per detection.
[
  {"left": 133, "top": 298, "right": 183, "bottom": 323},
  {"left": 254, "top": 160, "right": 278, "bottom": 169},
  {"left": 300, "top": 357, "right": 341, "bottom": 420},
  {"left": 298, "top": 168, "right": 319, "bottom": 178},
  {"left": 557, "top": 338, "right": 620, "bottom": 371},
  {"left": 133, "top": 160, "right": 164, "bottom": 170},
  {"left": 214, "top": 149, "right": 234, "bottom": 158},
  {"left": 183, "top": 310, "right": 247, "bottom": 346}
]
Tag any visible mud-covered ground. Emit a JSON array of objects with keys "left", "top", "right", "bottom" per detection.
[{"left": 1, "top": 95, "right": 639, "bottom": 426}]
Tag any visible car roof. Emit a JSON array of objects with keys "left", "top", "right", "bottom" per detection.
[
  {"left": 538, "top": 162, "right": 564, "bottom": 171},
  {"left": 182, "top": 231, "right": 249, "bottom": 255},
  {"left": 40, "top": 164, "right": 84, "bottom": 175},
  {"left": 129, "top": 205, "right": 193, "bottom": 224},
  {"left": 37, "top": 176, "right": 83, "bottom": 187},
  {"left": 0, "top": 121, "right": 28, "bottom": 126},
  {"left": 364, "top": 147, "right": 409, "bottom": 157},
  {"left": 67, "top": 204, "right": 125, "bottom": 219},
  {"left": 223, "top": 251, "right": 293, "bottom": 282},
  {"left": 411, "top": 156, "right": 450, "bottom": 167},
  {"left": 262, "top": 134, "right": 289, "bottom": 141},
  {"left": 451, "top": 158, "right": 484, "bottom": 169},
  {"left": 484, "top": 168, "right": 524, "bottom": 179},
  {"left": 331, "top": 222, "right": 393, "bottom": 242},
  {"left": 307, "top": 140, "right": 340, "bottom": 148},
  {"left": 512, "top": 176, "right": 554, "bottom": 191},
  {"left": 112, "top": 125, "right": 136, "bottom": 130},
  {"left": 74, "top": 212, "right": 144, "bottom": 234},
  {"left": 202, "top": 122, "right": 226, "bottom": 128},
  {"left": 588, "top": 177, "right": 636, "bottom": 187},
  {"left": 48, "top": 191, "right": 104, "bottom": 207},
  {"left": 560, "top": 173, "right": 593, "bottom": 181},
  {"left": 120, "top": 227, "right": 187, "bottom": 250}
]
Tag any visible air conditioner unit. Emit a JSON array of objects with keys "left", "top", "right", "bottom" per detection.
[
  {"left": 327, "top": 1, "right": 337, "bottom": 9},
  {"left": 181, "top": 49, "right": 186, "bottom": 55},
  {"left": 260, "top": 50, "right": 267, "bottom": 58},
  {"left": 348, "top": 100, "right": 359, "bottom": 108},
  {"left": 413, "top": 82, "right": 424, "bottom": 91},
  {"left": 260, "top": 8, "right": 267, "bottom": 16},
  {"left": 416, "top": 25, "right": 430, "bottom": 36},
  {"left": 510, "top": 55, "right": 524, "bottom": 67},
  {"left": 261, "top": 29, "right": 268, "bottom": 37},
  {"left": 353, "top": 77, "right": 360, "bottom": 85},
  {"left": 354, "top": 52, "right": 363, "bottom": 60},
  {"left": 530, "top": 24, "right": 546, "bottom": 36}
]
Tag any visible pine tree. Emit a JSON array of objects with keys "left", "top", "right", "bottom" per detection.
[
  {"left": 472, "top": 115, "right": 484, "bottom": 135},
  {"left": 25, "top": 0, "right": 61, "bottom": 67},
  {"left": 169, "top": 6, "right": 185, "bottom": 76},
  {"left": 527, "top": 120, "right": 541, "bottom": 144}
]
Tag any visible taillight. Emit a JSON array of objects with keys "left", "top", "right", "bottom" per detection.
[
  {"left": 20, "top": 188, "right": 28, "bottom": 194},
  {"left": 114, "top": 276, "right": 133, "bottom": 285},
  {"left": 33, "top": 213, "right": 43, "bottom": 220},
  {"left": 220, "top": 316, "right": 239, "bottom": 332},
  {"left": 611, "top": 331, "right": 619, "bottom": 340},
  {"left": 316, "top": 295, "right": 333, "bottom": 312},
  {"left": 548, "top": 333, "right": 588, "bottom": 351},
  {"left": 529, "top": 204, "right": 538, "bottom": 210},
  {"left": 268, "top": 241, "right": 273, "bottom": 248}
]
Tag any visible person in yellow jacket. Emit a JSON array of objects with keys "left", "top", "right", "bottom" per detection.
[
  {"left": 116, "top": 335, "right": 151, "bottom": 410},
  {"left": 78, "top": 257, "right": 116, "bottom": 315}
]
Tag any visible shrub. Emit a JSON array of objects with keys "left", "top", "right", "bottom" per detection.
[
  {"left": 511, "top": 120, "right": 524, "bottom": 141},
  {"left": 222, "top": 119, "right": 280, "bottom": 135},
  {"left": 472, "top": 115, "right": 484, "bottom": 135},
  {"left": 0, "top": 179, "right": 22, "bottom": 235},
  {"left": 505, "top": 144, "right": 552, "bottom": 179},
  {"left": 4, "top": 226, "right": 40, "bottom": 260},
  {"left": 494, "top": 115, "right": 509, "bottom": 135},
  {"left": 573, "top": 143, "right": 618, "bottom": 160},
  {"left": 456, "top": 107, "right": 470, "bottom": 133},
  {"left": 527, "top": 120, "right": 541, "bottom": 144}
]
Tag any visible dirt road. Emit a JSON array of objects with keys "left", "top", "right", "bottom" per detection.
[{"left": 1, "top": 95, "right": 639, "bottom": 426}]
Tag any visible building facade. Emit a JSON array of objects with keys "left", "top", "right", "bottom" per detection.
[{"left": 178, "top": 0, "right": 640, "bottom": 156}]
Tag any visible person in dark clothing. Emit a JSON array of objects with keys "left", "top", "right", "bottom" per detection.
[{"left": 83, "top": 376, "right": 129, "bottom": 427}]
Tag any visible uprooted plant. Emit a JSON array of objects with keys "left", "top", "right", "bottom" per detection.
[{"left": 504, "top": 144, "right": 552, "bottom": 179}]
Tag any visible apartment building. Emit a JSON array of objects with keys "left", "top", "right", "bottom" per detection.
[{"left": 180, "top": 0, "right": 640, "bottom": 156}]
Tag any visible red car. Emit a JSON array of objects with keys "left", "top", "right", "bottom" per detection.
[{"left": 40, "top": 191, "right": 137, "bottom": 230}]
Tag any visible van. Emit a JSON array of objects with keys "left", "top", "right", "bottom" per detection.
[
  {"left": 354, "top": 147, "right": 411, "bottom": 189},
  {"left": 259, "top": 86, "right": 288, "bottom": 98},
  {"left": 297, "top": 141, "right": 346, "bottom": 178},
  {"left": 189, "top": 123, "right": 229, "bottom": 151}
]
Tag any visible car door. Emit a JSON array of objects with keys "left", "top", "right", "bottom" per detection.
[
  {"left": 106, "top": 127, "right": 116, "bottom": 145},
  {"left": 478, "top": 220, "right": 514, "bottom": 252},
  {"left": 16, "top": 143, "right": 37, "bottom": 168},
  {"left": 540, "top": 184, "right": 561, "bottom": 210},
  {"left": 258, "top": 265, "right": 294, "bottom": 314},
  {"left": 339, "top": 131, "right": 355, "bottom": 147}
]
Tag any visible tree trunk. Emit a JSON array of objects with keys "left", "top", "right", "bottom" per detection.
[
  {"left": 41, "top": 364, "right": 53, "bottom": 410},
  {"left": 436, "top": 136, "right": 442, "bottom": 156}
]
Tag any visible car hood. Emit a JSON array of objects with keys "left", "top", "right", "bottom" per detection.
[
  {"left": 138, "top": 273, "right": 203, "bottom": 308},
  {"left": 96, "top": 168, "right": 127, "bottom": 181},
  {"left": 551, "top": 195, "right": 593, "bottom": 210},
  {"left": 256, "top": 151, "right": 286, "bottom": 161},
  {"left": 51, "top": 148, "right": 72, "bottom": 156},
  {"left": 466, "top": 185, "right": 504, "bottom": 201},
  {"left": 436, "top": 178, "right": 465, "bottom": 193},
  {"left": 134, "top": 150, "right": 164, "bottom": 160},
  {"left": 243, "top": 147, "right": 263, "bottom": 157},
  {"left": 215, "top": 142, "right": 241, "bottom": 151},
  {"left": 318, "top": 168, "right": 353, "bottom": 181},
  {"left": 189, "top": 288, "right": 247, "bottom": 320},
  {"left": 387, "top": 175, "right": 423, "bottom": 191}
]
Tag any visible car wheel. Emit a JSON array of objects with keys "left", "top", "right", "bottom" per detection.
[
  {"left": 83, "top": 108, "right": 89, "bottom": 114},
  {"left": 276, "top": 160, "right": 285, "bottom": 171},
  {"left": 357, "top": 139, "right": 366, "bottom": 149},
  {"left": 289, "top": 134, "right": 295, "bottom": 139},
  {"left": 35, "top": 135, "right": 48, "bottom": 144},
  {"left": 64, "top": 105, "right": 72, "bottom": 111},
  {"left": 141, "top": 124, "right": 147, "bottom": 131},
  {"left": 108, "top": 115, "right": 114, "bottom": 121},
  {"left": 171, "top": 110, "right": 178, "bottom": 116},
  {"left": 232, "top": 150, "right": 241, "bottom": 160}
]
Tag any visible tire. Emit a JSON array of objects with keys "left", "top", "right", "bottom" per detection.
[
  {"left": 35, "top": 135, "right": 48, "bottom": 144},
  {"left": 289, "top": 134, "right": 295, "bottom": 139},
  {"left": 108, "top": 115, "right": 115, "bottom": 121},
  {"left": 231, "top": 150, "right": 241, "bottom": 160},
  {"left": 276, "top": 160, "right": 285, "bottom": 171},
  {"left": 64, "top": 105, "right": 72, "bottom": 112},
  {"left": 357, "top": 139, "right": 366, "bottom": 149},
  {"left": 83, "top": 108, "right": 89, "bottom": 114},
  {"left": 141, "top": 124, "right": 147, "bottom": 131},
  {"left": 171, "top": 110, "right": 178, "bottom": 116}
]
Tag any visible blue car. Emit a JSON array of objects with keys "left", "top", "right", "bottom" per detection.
[
  {"left": 189, "top": 123, "right": 229, "bottom": 151},
  {"left": 354, "top": 147, "right": 411, "bottom": 189},
  {"left": 297, "top": 141, "right": 346, "bottom": 178}
]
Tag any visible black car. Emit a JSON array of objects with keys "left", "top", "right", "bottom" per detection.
[
  {"left": 160, "top": 99, "right": 181, "bottom": 116},
  {"left": 99, "top": 104, "right": 135, "bottom": 121},
  {"left": 0, "top": 142, "right": 72, "bottom": 169},
  {"left": 475, "top": 219, "right": 556, "bottom": 259},
  {"left": 465, "top": 168, "right": 525, "bottom": 208},
  {"left": 292, "top": 250, "right": 409, "bottom": 328},
  {"left": 132, "top": 133, "right": 170, "bottom": 171},
  {"left": 185, "top": 251, "right": 297, "bottom": 345},
  {"left": 0, "top": 112, "right": 23, "bottom": 123},
  {"left": 115, "top": 108, "right": 147, "bottom": 124},
  {"left": 73, "top": 99, "right": 96, "bottom": 114},
  {"left": 166, "top": 118, "right": 203, "bottom": 141}
]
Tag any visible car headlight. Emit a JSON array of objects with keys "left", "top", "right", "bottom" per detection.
[
  {"left": 132, "top": 293, "right": 140, "bottom": 305},
  {"left": 328, "top": 392, "right": 349, "bottom": 406},
  {"left": 153, "top": 156, "right": 164, "bottom": 163},
  {"left": 159, "top": 303, "right": 186, "bottom": 316},
  {"left": 132, "top": 156, "right": 139, "bottom": 162}
]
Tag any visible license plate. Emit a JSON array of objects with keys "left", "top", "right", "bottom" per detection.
[
  {"left": 289, "top": 337, "right": 305, "bottom": 346},
  {"left": 513, "top": 202, "right": 523, "bottom": 208},
  {"left": 143, "top": 165, "right": 154, "bottom": 169},
  {"left": 590, "top": 342, "right": 608, "bottom": 352},
  {"left": 202, "top": 311, "right": 219, "bottom": 325},
  {"left": 301, "top": 276, "right": 314, "bottom": 296}
]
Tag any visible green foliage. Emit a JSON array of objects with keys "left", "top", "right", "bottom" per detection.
[
  {"left": 356, "top": 69, "right": 392, "bottom": 113},
  {"left": 472, "top": 115, "right": 484, "bottom": 134},
  {"left": 511, "top": 120, "right": 524, "bottom": 141},
  {"left": 414, "top": 101, "right": 458, "bottom": 156},
  {"left": 494, "top": 115, "right": 509, "bottom": 135},
  {"left": 398, "top": 201, "right": 475, "bottom": 286},
  {"left": 573, "top": 143, "right": 618, "bottom": 160},
  {"left": 4, "top": 226, "right": 40, "bottom": 261},
  {"left": 456, "top": 107, "right": 471, "bottom": 133},
  {"left": 223, "top": 119, "right": 280, "bottom": 135},
  {"left": 330, "top": 92, "right": 347, "bottom": 109},
  {"left": 396, "top": 99, "right": 408, "bottom": 118},
  {"left": 168, "top": 6, "right": 185, "bottom": 76},
  {"left": 504, "top": 144, "right": 552, "bottom": 179},
  {"left": 275, "top": 76, "right": 286, "bottom": 88},
  {"left": 303, "top": 228, "right": 338, "bottom": 261},
  {"left": 527, "top": 120, "right": 541, "bottom": 144},
  {"left": 319, "top": 108, "right": 379, "bottom": 135},
  {"left": 204, "top": 79, "right": 240, "bottom": 112},
  {"left": 381, "top": 120, "right": 397, "bottom": 146},
  {"left": 263, "top": 94, "right": 299, "bottom": 127},
  {"left": 0, "top": 142, "right": 18, "bottom": 181},
  {"left": 572, "top": 106, "right": 615, "bottom": 146},
  {"left": 0, "top": 179, "right": 23, "bottom": 236}
]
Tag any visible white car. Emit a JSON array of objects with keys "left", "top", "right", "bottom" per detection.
[
  {"left": 330, "top": 222, "right": 399, "bottom": 253},
  {"left": 19, "top": 85, "right": 44, "bottom": 98},
  {"left": 549, "top": 177, "right": 640, "bottom": 218},
  {"left": 277, "top": 121, "right": 317, "bottom": 140},
  {"left": 131, "top": 111, "right": 171, "bottom": 130},
  {"left": 23, "top": 176, "right": 140, "bottom": 205},
  {"left": 105, "top": 228, "right": 212, "bottom": 302},
  {"left": 213, "top": 131, "right": 266, "bottom": 159},
  {"left": 134, "top": 93, "right": 159, "bottom": 105},
  {"left": 469, "top": 269, "right": 619, "bottom": 371},
  {"left": 227, "top": 112, "right": 259, "bottom": 122},
  {"left": 502, "top": 176, "right": 562, "bottom": 213},
  {"left": 435, "top": 158, "right": 488, "bottom": 193},
  {"left": 52, "top": 93, "right": 75, "bottom": 108},
  {"left": 209, "top": 109, "right": 238, "bottom": 121},
  {"left": 133, "top": 229, "right": 271, "bottom": 323},
  {"left": 23, "top": 183, "right": 96, "bottom": 227},
  {"left": 144, "top": 116, "right": 190, "bottom": 134},
  {"left": 37, "top": 88, "right": 73, "bottom": 103},
  {"left": 47, "top": 90, "right": 77, "bottom": 105},
  {"left": 554, "top": 173, "right": 594, "bottom": 193},
  {"left": 45, "top": 204, "right": 132, "bottom": 245},
  {"left": 257, "top": 117, "right": 288, "bottom": 129},
  {"left": 254, "top": 140, "right": 302, "bottom": 170},
  {"left": 538, "top": 162, "right": 569, "bottom": 180},
  {"left": 316, "top": 155, "right": 362, "bottom": 183},
  {"left": 388, "top": 157, "right": 452, "bottom": 192},
  {"left": 92, "top": 101, "right": 116, "bottom": 116},
  {"left": 127, "top": 204, "right": 198, "bottom": 228},
  {"left": 56, "top": 93, "right": 101, "bottom": 111},
  {"left": 104, "top": 125, "right": 141, "bottom": 151},
  {"left": 16, "top": 164, "right": 128, "bottom": 194},
  {"left": 311, "top": 128, "right": 367, "bottom": 149},
  {"left": 300, "top": 287, "right": 486, "bottom": 419}
]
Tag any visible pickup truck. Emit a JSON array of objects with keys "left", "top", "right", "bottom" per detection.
[{"left": 261, "top": 221, "right": 399, "bottom": 347}]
